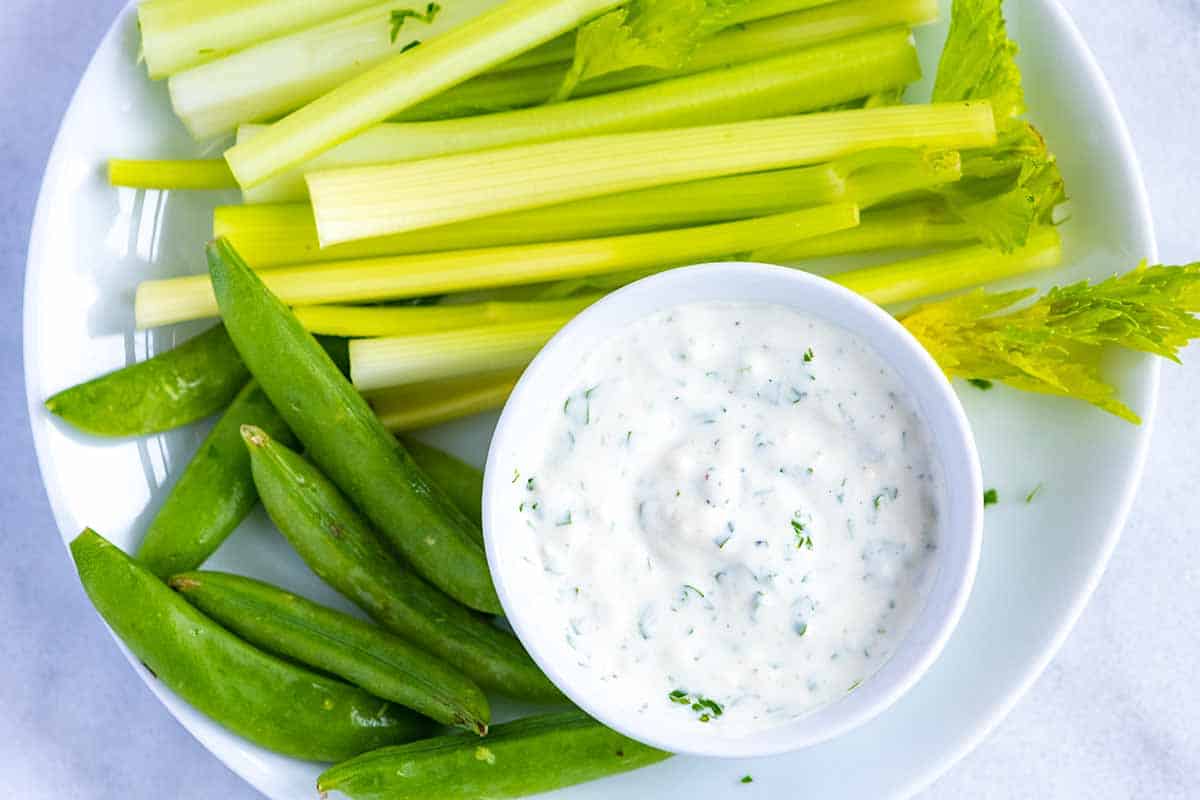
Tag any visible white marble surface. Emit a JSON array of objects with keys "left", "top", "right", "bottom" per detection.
[{"left": 2, "top": 1, "right": 1197, "bottom": 797}]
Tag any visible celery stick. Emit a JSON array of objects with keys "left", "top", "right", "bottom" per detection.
[
  {"left": 751, "top": 201, "right": 976, "bottom": 263},
  {"left": 369, "top": 370, "right": 521, "bottom": 432},
  {"left": 833, "top": 225, "right": 1062, "bottom": 304},
  {"left": 139, "top": 0, "right": 382, "bottom": 79},
  {"left": 168, "top": 0, "right": 506, "bottom": 140},
  {"left": 352, "top": 316, "right": 576, "bottom": 390},
  {"left": 296, "top": 294, "right": 602, "bottom": 337},
  {"left": 349, "top": 228, "right": 1063, "bottom": 393},
  {"left": 225, "top": 0, "right": 625, "bottom": 188},
  {"left": 137, "top": 204, "right": 859, "bottom": 327},
  {"left": 396, "top": 0, "right": 938, "bottom": 122},
  {"left": 308, "top": 102, "right": 996, "bottom": 245},
  {"left": 108, "top": 159, "right": 237, "bottom": 191},
  {"left": 219, "top": 164, "right": 842, "bottom": 265},
  {"left": 244, "top": 28, "right": 918, "bottom": 203},
  {"left": 220, "top": 148, "right": 957, "bottom": 266}
]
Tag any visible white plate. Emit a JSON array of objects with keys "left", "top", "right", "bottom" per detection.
[{"left": 24, "top": 1, "right": 1157, "bottom": 798}]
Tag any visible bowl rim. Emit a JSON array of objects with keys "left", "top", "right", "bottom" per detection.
[{"left": 483, "top": 261, "right": 984, "bottom": 758}]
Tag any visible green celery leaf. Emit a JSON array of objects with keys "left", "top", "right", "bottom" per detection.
[
  {"left": 939, "top": 123, "right": 1067, "bottom": 252},
  {"left": 900, "top": 263, "right": 1200, "bottom": 423},
  {"left": 555, "top": 0, "right": 750, "bottom": 99},
  {"left": 933, "top": 0, "right": 1025, "bottom": 123}
]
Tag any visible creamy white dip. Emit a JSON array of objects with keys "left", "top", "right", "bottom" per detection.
[{"left": 507, "top": 300, "right": 942, "bottom": 735}]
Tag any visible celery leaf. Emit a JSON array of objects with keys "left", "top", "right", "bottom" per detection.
[
  {"left": 555, "top": 0, "right": 749, "bottom": 99},
  {"left": 939, "top": 124, "right": 1067, "bottom": 252},
  {"left": 932, "top": 0, "right": 1024, "bottom": 123},
  {"left": 901, "top": 263, "right": 1200, "bottom": 423}
]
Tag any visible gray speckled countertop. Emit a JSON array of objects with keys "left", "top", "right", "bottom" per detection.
[{"left": 2, "top": 1, "right": 1197, "bottom": 797}]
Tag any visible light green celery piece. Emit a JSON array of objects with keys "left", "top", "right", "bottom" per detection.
[
  {"left": 218, "top": 163, "right": 845, "bottom": 264},
  {"left": 539, "top": 221, "right": 1059, "bottom": 308},
  {"left": 348, "top": 227, "right": 1061, "bottom": 392},
  {"left": 351, "top": 315, "right": 576, "bottom": 390},
  {"left": 168, "top": 0, "right": 506, "bottom": 140},
  {"left": 220, "top": 147, "right": 956, "bottom": 268},
  {"left": 901, "top": 263, "right": 1200, "bottom": 423},
  {"left": 368, "top": 370, "right": 522, "bottom": 432},
  {"left": 308, "top": 101, "right": 995, "bottom": 245},
  {"left": 295, "top": 294, "right": 603, "bottom": 337},
  {"left": 243, "top": 27, "right": 918, "bottom": 203},
  {"left": 834, "top": 225, "right": 1062, "bottom": 305},
  {"left": 138, "top": 0, "right": 382, "bottom": 79},
  {"left": 137, "top": 204, "right": 860, "bottom": 327},
  {"left": 394, "top": 0, "right": 938, "bottom": 123},
  {"left": 751, "top": 200, "right": 976, "bottom": 263},
  {"left": 224, "top": 0, "right": 625, "bottom": 188},
  {"left": 109, "top": 159, "right": 237, "bottom": 190}
]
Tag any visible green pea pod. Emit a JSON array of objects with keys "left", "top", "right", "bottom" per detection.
[
  {"left": 69, "top": 529, "right": 429, "bottom": 761},
  {"left": 242, "top": 425, "right": 562, "bottom": 702},
  {"left": 318, "top": 710, "right": 672, "bottom": 800},
  {"left": 401, "top": 437, "right": 483, "bottom": 531},
  {"left": 45, "top": 324, "right": 248, "bottom": 437},
  {"left": 136, "top": 380, "right": 296, "bottom": 578},
  {"left": 170, "top": 569, "right": 490, "bottom": 735},
  {"left": 207, "top": 237, "right": 500, "bottom": 614}
]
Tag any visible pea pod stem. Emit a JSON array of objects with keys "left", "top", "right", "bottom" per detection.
[
  {"left": 137, "top": 380, "right": 296, "bottom": 578},
  {"left": 70, "top": 529, "right": 428, "bottom": 761},
  {"left": 170, "top": 568, "right": 490, "bottom": 734},
  {"left": 207, "top": 237, "right": 501, "bottom": 614},
  {"left": 318, "top": 710, "right": 671, "bottom": 800},
  {"left": 242, "top": 424, "right": 562, "bottom": 701},
  {"left": 44, "top": 324, "right": 248, "bottom": 437}
]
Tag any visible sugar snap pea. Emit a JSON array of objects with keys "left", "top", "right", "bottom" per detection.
[
  {"left": 242, "top": 425, "right": 562, "bottom": 702},
  {"left": 170, "top": 569, "right": 490, "bottom": 735},
  {"left": 45, "top": 324, "right": 248, "bottom": 437},
  {"left": 401, "top": 436, "right": 483, "bottom": 530},
  {"left": 69, "top": 529, "right": 429, "bottom": 761},
  {"left": 137, "top": 381, "right": 296, "bottom": 578},
  {"left": 207, "top": 238, "right": 500, "bottom": 614},
  {"left": 317, "top": 710, "right": 672, "bottom": 800}
]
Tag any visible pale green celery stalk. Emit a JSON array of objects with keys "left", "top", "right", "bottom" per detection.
[
  {"left": 108, "top": 159, "right": 237, "bottom": 190},
  {"left": 350, "top": 228, "right": 1063, "bottom": 393},
  {"left": 751, "top": 201, "right": 976, "bottom": 263},
  {"left": 168, "top": 0, "right": 506, "bottom": 140},
  {"left": 295, "top": 294, "right": 602, "bottom": 336},
  {"left": 139, "top": 0, "right": 381, "bottom": 79},
  {"left": 219, "top": 147, "right": 957, "bottom": 267},
  {"left": 225, "top": 0, "right": 625, "bottom": 188},
  {"left": 395, "top": 0, "right": 938, "bottom": 122},
  {"left": 834, "top": 225, "right": 1062, "bottom": 305},
  {"left": 368, "top": 370, "right": 521, "bottom": 432},
  {"left": 219, "top": 164, "right": 846, "bottom": 264},
  {"left": 243, "top": 28, "right": 918, "bottom": 203},
  {"left": 352, "top": 315, "right": 574, "bottom": 390},
  {"left": 308, "top": 101, "right": 995, "bottom": 245},
  {"left": 136, "top": 204, "right": 859, "bottom": 327}
]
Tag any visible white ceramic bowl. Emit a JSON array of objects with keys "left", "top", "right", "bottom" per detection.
[{"left": 483, "top": 262, "right": 984, "bottom": 758}]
